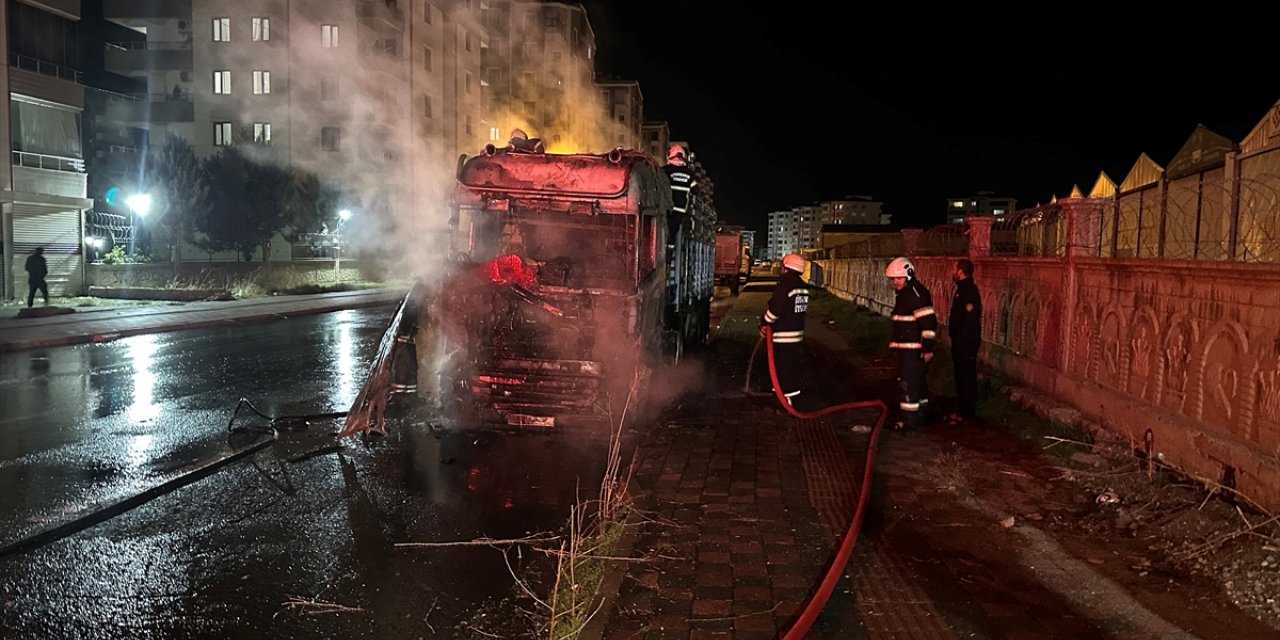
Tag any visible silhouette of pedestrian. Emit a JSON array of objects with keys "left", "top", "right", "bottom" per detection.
[{"left": 25, "top": 247, "right": 49, "bottom": 308}]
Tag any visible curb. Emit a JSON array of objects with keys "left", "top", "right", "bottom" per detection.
[
  {"left": 577, "top": 489, "right": 646, "bottom": 640},
  {"left": 0, "top": 296, "right": 399, "bottom": 353}
]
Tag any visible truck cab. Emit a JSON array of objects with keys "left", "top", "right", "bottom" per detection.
[{"left": 416, "top": 146, "right": 703, "bottom": 430}]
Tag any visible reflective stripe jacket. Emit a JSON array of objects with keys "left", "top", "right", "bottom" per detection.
[
  {"left": 664, "top": 163, "right": 696, "bottom": 214},
  {"left": 763, "top": 269, "right": 809, "bottom": 343},
  {"left": 890, "top": 278, "right": 936, "bottom": 352}
]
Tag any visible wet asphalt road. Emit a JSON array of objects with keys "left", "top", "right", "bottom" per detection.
[{"left": 0, "top": 308, "right": 612, "bottom": 639}]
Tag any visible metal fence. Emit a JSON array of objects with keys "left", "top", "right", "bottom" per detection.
[
  {"left": 86, "top": 211, "right": 133, "bottom": 245},
  {"left": 8, "top": 52, "right": 82, "bottom": 84},
  {"left": 992, "top": 204, "right": 1066, "bottom": 257},
  {"left": 1101, "top": 172, "right": 1279, "bottom": 263},
  {"left": 12, "top": 150, "right": 85, "bottom": 173}
]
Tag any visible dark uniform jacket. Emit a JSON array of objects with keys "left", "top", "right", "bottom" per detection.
[
  {"left": 890, "top": 278, "right": 937, "bottom": 353},
  {"left": 948, "top": 277, "right": 982, "bottom": 348},
  {"left": 763, "top": 269, "right": 809, "bottom": 343},
  {"left": 663, "top": 163, "right": 696, "bottom": 214},
  {"left": 25, "top": 254, "right": 47, "bottom": 281}
]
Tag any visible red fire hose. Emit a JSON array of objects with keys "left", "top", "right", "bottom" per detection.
[{"left": 758, "top": 325, "right": 888, "bottom": 638}]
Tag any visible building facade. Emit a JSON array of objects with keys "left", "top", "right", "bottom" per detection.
[
  {"left": 3, "top": 0, "right": 92, "bottom": 300},
  {"left": 820, "top": 195, "right": 884, "bottom": 225},
  {"left": 596, "top": 78, "right": 641, "bottom": 150},
  {"left": 641, "top": 120, "right": 668, "bottom": 164},
  {"left": 946, "top": 190, "right": 1016, "bottom": 223},
  {"left": 767, "top": 209, "right": 795, "bottom": 259}
]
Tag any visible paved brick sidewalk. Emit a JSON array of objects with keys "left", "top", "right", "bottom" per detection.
[{"left": 589, "top": 282, "right": 1274, "bottom": 640}]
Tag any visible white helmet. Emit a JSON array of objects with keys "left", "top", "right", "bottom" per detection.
[
  {"left": 885, "top": 257, "right": 914, "bottom": 278},
  {"left": 782, "top": 253, "right": 805, "bottom": 273}
]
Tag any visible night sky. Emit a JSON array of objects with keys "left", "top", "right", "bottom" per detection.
[{"left": 582, "top": 4, "right": 1277, "bottom": 232}]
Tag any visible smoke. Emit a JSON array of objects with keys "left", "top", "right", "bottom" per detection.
[{"left": 198, "top": 1, "right": 621, "bottom": 282}]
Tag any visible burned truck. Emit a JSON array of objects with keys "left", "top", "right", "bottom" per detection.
[{"left": 341, "top": 144, "right": 713, "bottom": 436}]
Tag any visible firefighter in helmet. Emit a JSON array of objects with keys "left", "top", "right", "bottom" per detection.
[
  {"left": 507, "top": 128, "right": 545, "bottom": 153},
  {"left": 886, "top": 257, "right": 936, "bottom": 429},
  {"left": 663, "top": 145, "right": 696, "bottom": 216},
  {"left": 663, "top": 144, "right": 698, "bottom": 298},
  {"left": 761, "top": 253, "right": 810, "bottom": 409}
]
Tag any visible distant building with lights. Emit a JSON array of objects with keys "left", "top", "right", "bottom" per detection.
[
  {"left": 946, "top": 191, "right": 1017, "bottom": 223},
  {"left": 767, "top": 196, "right": 889, "bottom": 258}
]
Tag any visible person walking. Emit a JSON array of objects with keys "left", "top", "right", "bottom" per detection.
[
  {"left": 761, "top": 253, "right": 810, "bottom": 410},
  {"left": 947, "top": 258, "right": 982, "bottom": 424},
  {"left": 25, "top": 247, "right": 49, "bottom": 308},
  {"left": 886, "top": 257, "right": 936, "bottom": 429}
]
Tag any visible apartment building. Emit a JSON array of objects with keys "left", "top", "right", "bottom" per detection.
[
  {"left": 97, "top": 0, "right": 486, "bottom": 258},
  {"left": 480, "top": 1, "right": 604, "bottom": 151},
  {"left": 821, "top": 195, "right": 884, "bottom": 225},
  {"left": 3, "top": 0, "right": 92, "bottom": 300},
  {"left": 946, "top": 190, "right": 1016, "bottom": 223},
  {"left": 596, "top": 77, "right": 641, "bottom": 150},
  {"left": 641, "top": 120, "right": 669, "bottom": 165},
  {"left": 767, "top": 210, "right": 796, "bottom": 259}
]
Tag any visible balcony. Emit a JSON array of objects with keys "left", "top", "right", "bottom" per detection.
[
  {"left": 96, "top": 146, "right": 144, "bottom": 178},
  {"left": 357, "top": 1, "right": 404, "bottom": 27},
  {"left": 104, "top": 41, "right": 193, "bottom": 74},
  {"left": 11, "top": 152, "right": 88, "bottom": 199},
  {"left": 8, "top": 54, "right": 83, "bottom": 108},
  {"left": 104, "top": 0, "right": 191, "bottom": 19},
  {"left": 104, "top": 94, "right": 194, "bottom": 124}
]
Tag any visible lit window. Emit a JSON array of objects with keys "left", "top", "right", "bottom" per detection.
[
  {"left": 993, "top": 208, "right": 1005, "bottom": 215},
  {"left": 423, "top": 46, "right": 432, "bottom": 71},
  {"left": 212, "top": 18, "right": 230, "bottom": 41},
  {"left": 322, "top": 25, "right": 339, "bottom": 48},
  {"left": 213, "top": 70, "right": 231, "bottom": 94},
  {"left": 321, "top": 126, "right": 340, "bottom": 151},
  {"left": 252, "top": 70, "right": 271, "bottom": 94},
  {"left": 951, "top": 201, "right": 964, "bottom": 208},
  {"left": 252, "top": 17, "right": 270, "bottom": 41},
  {"left": 214, "top": 121, "right": 232, "bottom": 146},
  {"left": 488, "top": 126, "right": 500, "bottom": 141},
  {"left": 253, "top": 123, "right": 271, "bottom": 144}
]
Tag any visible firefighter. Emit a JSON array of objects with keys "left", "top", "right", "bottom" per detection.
[
  {"left": 663, "top": 144, "right": 696, "bottom": 216},
  {"left": 886, "top": 257, "right": 936, "bottom": 429},
  {"left": 663, "top": 145, "right": 698, "bottom": 303},
  {"left": 507, "top": 128, "right": 545, "bottom": 153},
  {"left": 761, "top": 253, "right": 810, "bottom": 409}
]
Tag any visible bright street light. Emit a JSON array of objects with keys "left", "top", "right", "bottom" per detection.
[
  {"left": 126, "top": 193, "right": 152, "bottom": 216},
  {"left": 338, "top": 208, "right": 352, "bottom": 222}
]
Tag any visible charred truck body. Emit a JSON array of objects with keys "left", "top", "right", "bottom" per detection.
[{"left": 341, "top": 146, "right": 713, "bottom": 437}]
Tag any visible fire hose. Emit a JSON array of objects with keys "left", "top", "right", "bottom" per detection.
[
  {"left": 754, "top": 325, "right": 888, "bottom": 639},
  {"left": 0, "top": 400, "right": 343, "bottom": 559}
]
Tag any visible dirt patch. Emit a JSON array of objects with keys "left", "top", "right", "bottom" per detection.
[{"left": 1053, "top": 440, "right": 1280, "bottom": 628}]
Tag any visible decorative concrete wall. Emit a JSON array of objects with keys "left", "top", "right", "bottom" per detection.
[{"left": 816, "top": 202, "right": 1280, "bottom": 512}]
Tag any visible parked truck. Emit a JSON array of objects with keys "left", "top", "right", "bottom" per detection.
[
  {"left": 340, "top": 144, "right": 713, "bottom": 436},
  {"left": 714, "top": 229, "right": 746, "bottom": 295}
]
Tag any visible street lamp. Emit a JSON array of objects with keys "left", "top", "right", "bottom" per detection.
[{"left": 126, "top": 193, "right": 152, "bottom": 255}]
